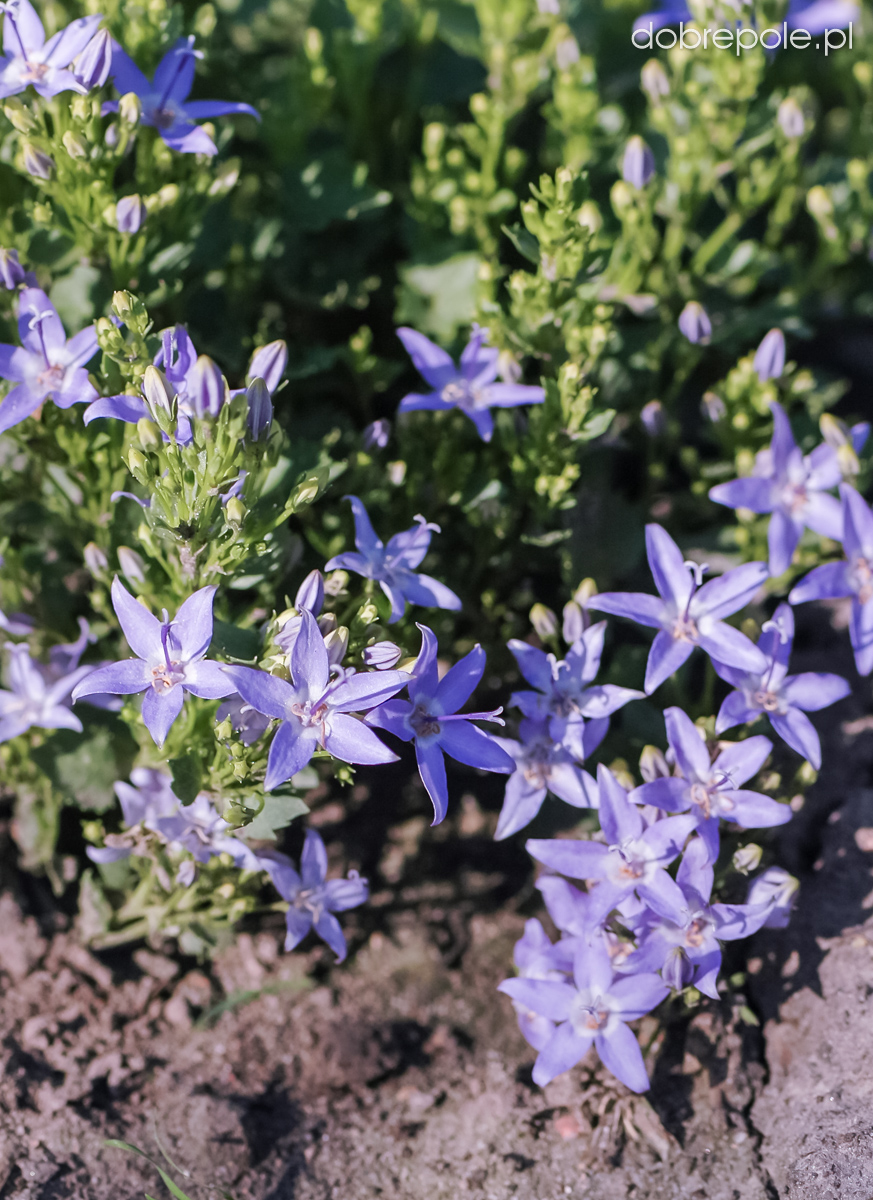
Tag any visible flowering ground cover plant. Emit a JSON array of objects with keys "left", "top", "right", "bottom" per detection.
[{"left": 0, "top": 0, "right": 871, "bottom": 1117}]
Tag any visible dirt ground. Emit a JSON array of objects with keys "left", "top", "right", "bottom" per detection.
[{"left": 2, "top": 607, "right": 873, "bottom": 1199}]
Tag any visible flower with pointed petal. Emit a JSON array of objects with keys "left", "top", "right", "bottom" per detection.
[
  {"left": 499, "top": 939, "right": 668, "bottom": 1091},
  {"left": 325, "top": 495, "right": 461, "bottom": 624},
  {"left": 493, "top": 718, "right": 599, "bottom": 840},
  {"left": 260, "top": 829, "right": 368, "bottom": 960},
  {"left": 709, "top": 402, "right": 842, "bottom": 576},
  {"left": 713, "top": 602, "right": 850, "bottom": 768},
  {"left": 365, "top": 625, "right": 515, "bottom": 824},
  {"left": 396, "top": 325, "right": 544, "bottom": 442},
  {"left": 630, "top": 707, "right": 790, "bottom": 862},
  {"left": 590, "top": 525, "right": 768, "bottom": 694},
  {"left": 223, "top": 610, "right": 408, "bottom": 790},
  {"left": 72, "top": 579, "right": 235, "bottom": 747},
  {"left": 0, "top": 640, "right": 93, "bottom": 742},
  {"left": 624, "top": 838, "right": 772, "bottom": 996},
  {"left": 527, "top": 764, "right": 696, "bottom": 919},
  {"left": 789, "top": 484, "right": 873, "bottom": 675},
  {"left": 0, "top": 0, "right": 102, "bottom": 99},
  {"left": 508, "top": 620, "right": 643, "bottom": 756},
  {"left": 0, "top": 287, "right": 97, "bottom": 434},
  {"left": 105, "top": 35, "right": 259, "bottom": 155}
]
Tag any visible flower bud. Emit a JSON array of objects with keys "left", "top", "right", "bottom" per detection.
[
  {"left": 641, "top": 58, "right": 669, "bottom": 102},
  {"left": 116, "top": 194, "right": 147, "bottom": 234},
  {"left": 62, "top": 130, "right": 88, "bottom": 160},
  {"left": 363, "top": 418, "right": 390, "bottom": 450},
  {"left": 701, "top": 391, "right": 726, "bottom": 422},
  {"left": 317, "top": 612, "right": 337, "bottom": 636},
  {"left": 191, "top": 356, "right": 225, "bottom": 419},
  {"left": 126, "top": 447, "right": 151, "bottom": 484},
  {"left": 622, "top": 135, "right": 655, "bottom": 189},
  {"left": 245, "top": 377, "right": 272, "bottom": 441},
  {"left": 562, "top": 600, "right": 584, "bottom": 645},
  {"left": 362, "top": 641, "right": 403, "bottom": 669},
  {"left": 324, "top": 626, "right": 348, "bottom": 667},
  {"left": 142, "top": 365, "right": 176, "bottom": 424},
  {"left": 732, "top": 844, "right": 763, "bottom": 875},
  {"left": 135, "top": 416, "right": 160, "bottom": 447},
  {"left": 639, "top": 745, "right": 670, "bottom": 782},
  {"left": 662, "top": 947, "right": 692, "bottom": 991},
  {"left": 70, "top": 94, "right": 92, "bottom": 122},
  {"left": 119, "top": 92, "right": 141, "bottom": 125},
  {"left": 246, "top": 340, "right": 287, "bottom": 392},
  {"left": 746, "top": 866, "right": 799, "bottom": 929},
  {"left": 104, "top": 122, "right": 119, "bottom": 148},
  {"left": 753, "top": 328, "right": 785, "bottom": 381},
  {"left": 640, "top": 398, "right": 666, "bottom": 436},
  {"left": 225, "top": 496, "right": 246, "bottom": 526},
  {"left": 555, "top": 36, "right": 580, "bottom": 69},
  {"left": 83, "top": 541, "right": 108, "bottom": 575},
  {"left": 530, "top": 603, "right": 559, "bottom": 641},
  {"left": 0, "top": 247, "right": 25, "bottom": 290},
  {"left": 22, "top": 144, "right": 54, "bottom": 180},
  {"left": 3, "top": 98, "right": 37, "bottom": 134},
  {"left": 357, "top": 600, "right": 379, "bottom": 626},
  {"left": 573, "top": 578, "right": 598, "bottom": 609},
  {"left": 777, "top": 97, "right": 805, "bottom": 139},
  {"left": 118, "top": 545, "right": 146, "bottom": 583},
  {"left": 295, "top": 569, "right": 324, "bottom": 615},
  {"left": 74, "top": 27, "right": 112, "bottom": 90},
  {"left": 678, "top": 300, "right": 711, "bottom": 345}
]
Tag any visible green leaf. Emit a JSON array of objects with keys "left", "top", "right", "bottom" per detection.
[
  {"left": 31, "top": 726, "right": 128, "bottom": 813},
  {"left": 580, "top": 409, "right": 616, "bottom": 440},
  {"left": 501, "top": 223, "right": 540, "bottom": 265},
  {"left": 211, "top": 620, "right": 261, "bottom": 661},
  {"left": 241, "top": 791, "right": 309, "bottom": 841},
  {"left": 169, "top": 752, "right": 202, "bottom": 806}
]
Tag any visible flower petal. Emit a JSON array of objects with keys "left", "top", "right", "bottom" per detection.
[
  {"left": 396, "top": 327, "right": 456, "bottom": 391},
  {"left": 416, "top": 738, "right": 448, "bottom": 825},
  {"left": 324, "top": 713, "right": 399, "bottom": 764},
  {"left": 645, "top": 632, "right": 694, "bottom": 694},
  {"left": 265, "top": 721, "right": 319, "bottom": 790},
  {"left": 141, "top": 684, "right": 185, "bottom": 747}
]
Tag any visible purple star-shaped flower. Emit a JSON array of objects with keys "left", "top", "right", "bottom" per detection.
[
  {"left": 507, "top": 619, "right": 643, "bottom": 758},
  {"left": 396, "top": 325, "right": 544, "bottom": 443},
  {"left": 87, "top": 768, "right": 262, "bottom": 877},
  {"left": 789, "top": 483, "right": 873, "bottom": 676},
  {"left": 260, "top": 829, "right": 368, "bottom": 960},
  {"left": 223, "top": 610, "right": 409, "bottom": 791},
  {"left": 105, "top": 35, "right": 259, "bottom": 155},
  {"left": 0, "top": 287, "right": 98, "bottom": 434},
  {"left": 325, "top": 495, "right": 461, "bottom": 624},
  {"left": 709, "top": 402, "right": 843, "bottom": 577},
  {"left": 713, "top": 602, "right": 850, "bottom": 769},
  {"left": 71, "top": 578, "right": 235, "bottom": 747},
  {"left": 493, "top": 718, "right": 599, "bottom": 840},
  {"left": 630, "top": 707, "right": 791, "bottom": 862},
  {"left": 624, "top": 837, "right": 772, "bottom": 996},
  {"left": 365, "top": 625, "right": 515, "bottom": 824},
  {"left": 0, "top": 640, "right": 93, "bottom": 742},
  {"left": 498, "top": 939, "right": 668, "bottom": 1091},
  {"left": 0, "top": 0, "right": 102, "bottom": 99},
  {"left": 590, "top": 524, "right": 768, "bottom": 694},
  {"left": 527, "top": 764, "right": 696, "bottom": 921}
]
